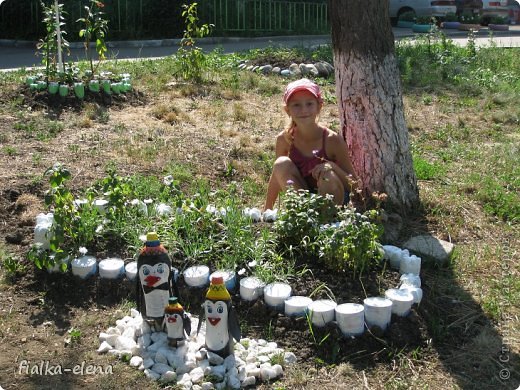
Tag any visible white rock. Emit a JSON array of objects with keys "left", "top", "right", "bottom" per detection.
[
  {"left": 201, "top": 382, "right": 215, "bottom": 390},
  {"left": 242, "top": 376, "right": 256, "bottom": 386},
  {"left": 129, "top": 356, "right": 143, "bottom": 368},
  {"left": 262, "top": 208, "right": 277, "bottom": 222},
  {"left": 284, "top": 351, "right": 297, "bottom": 364},
  {"left": 195, "top": 350, "right": 206, "bottom": 360},
  {"left": 273, "top": 364, "right": 283, "bottom": 377},
  {"left": 98, "top": 332, "right": 109, "bottom": 342},
  {"left": 122, "top": 326, "right": 136, "bottom": 340},
  {"left": 192, "top": 386, "right": 203, "bottom": 390},
  {"left": 152, "top": 363, "right": 174, "bottom": 375},
  {"left": 161, "top": 370, "right": 177, "bottom": 383},
  {"left": 257, "top": 339, "right": 267, "bottom": 346},
  {"left": 190, "top": 366, "right": 205, "bottom": 383},
  {"left": 207, "top": 351, "right": 224, "bottom": 365},
  {"left": 97, "top": 341, "right": 112, "bottom": 354},
  {"left": 104, "top": 333, "right": 119, "bottom": 347},
  {"left": 144, "top": 368, "right": 160, "bottom": 380},
  {"left": 246, "top": 366, "right": 261, "bottom": 378},
  {"left": 130, "top": 308, "right": 140, "bottom": 318},
  {"left": 260, "top": 366, "right": 277, "bottom": 381},
  {"left": 258, "top": 355, "right": 270, "bottom": 363},
  {"left": 245, "top": 354, "right": 257, "bottom": 363},
  {"left": 115, "top": 336, "right": 137, "bottom": 351},
  {"left": 106, "top": 326, "right": 121, "bottom": 335},
  {"left": 238, "top": 366, "right": 247, "bottom": 381}
]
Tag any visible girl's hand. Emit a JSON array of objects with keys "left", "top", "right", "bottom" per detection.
[{"left": 311, "top": 162, "right": 333, "bottom": 182}]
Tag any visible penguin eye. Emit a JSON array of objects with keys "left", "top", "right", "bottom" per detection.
[
  {"left": 217, "top": 305, "right": 224, "bottom": 314},
  {"left": 157, "top": 264, "right": 164, "bottom": 274},
  {"left": 206, "top": 304, "right": 213, "bottom": 314},
  {"left": 142, "top": 266, "right": 150, "bottom": 276}
]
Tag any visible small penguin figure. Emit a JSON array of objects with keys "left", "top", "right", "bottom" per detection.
[
  {"left": 136, "top": 232, "right": 179, "bottom": 327},
  {"left": 197, "top": 276, "right": 241, "bottom": 358},
  {"left": 163, "top": 297, "right": 191, "bottom": 347}
]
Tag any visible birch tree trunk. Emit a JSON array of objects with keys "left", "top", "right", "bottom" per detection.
[{"left": 329, "top": 0, "right": 419, "bottom": 212}]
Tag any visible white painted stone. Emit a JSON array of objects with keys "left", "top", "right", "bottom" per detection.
[
  {"left": 161, "top": 370, "right": 177, "bottom": 383},
  {"left": 273, "top": 364, "right": 283, "bottom": 377},
  {"left": 190, "top": 366, "right": 205, "bottom": 383},
  {"left": 260, "top": 366, "right": 277, "bottom": 381},
  {"left": 201, "top": 382, "right": 215, "bottom": 390},
  {"left": 106, "top": 326, "right": 120, "bottom": 335},
  {"left": 97, "top": 341, "right": 112, "bottom": 353},
  {"left": 238, "top": 365, "right": 247, "bottom": 381},
  {"left": 115, "top": 336, "right": 137, "bottom": 352},
  {"left": 242, "top": 376, "right": 256, "bottom": 386},
  {"left": 122, "top": 326, "right": 136, "bottom": 340},
  {"left": 192, "top": 386, "right": 203, "bottom": 390},
  {"left": 130, "top": 308, "right": 140, "bottom": 318},
  {"left": 129, "top": 355, "right": 143, "bottom": 368}
]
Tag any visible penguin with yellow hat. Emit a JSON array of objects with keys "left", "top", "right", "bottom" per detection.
[
  {"left": 163, "top": 296, "right": 191, "bottom": 347},
  {"left": 136, "top": 232, "right": 178, "bottom": 328},
  {"left": 197, "top": 275, "right": 241, "bottom": 358}
]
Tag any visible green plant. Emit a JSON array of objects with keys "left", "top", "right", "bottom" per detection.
[
  {"left": 0, "top": 247, "right": 25, "bottom": 279},
  {"left": 317, "top": 208, "right": 383, "bottom": 276},
  {"left": 489, "top": 15, "right": 508, "bottom": 25},
  {"left": 274, "top": 188, "right": 337, "bottom": 256},
  {"left": 176, "top": 2, "right": 214, "bottom": 83},
  {"left": 77, "top": 0, "right": 109, "bottom": 76},
  {"left": 36, "top": 1, "right": 69, "bottom": 82}
]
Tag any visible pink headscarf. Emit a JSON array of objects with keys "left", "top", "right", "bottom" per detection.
[{"left": 283, "top": 78, "right": 323, "bottom": 105}]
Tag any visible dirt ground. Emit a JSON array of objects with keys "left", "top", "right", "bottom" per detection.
[{"left": 0, "top": 80, "right": 518, "bottom": 390}]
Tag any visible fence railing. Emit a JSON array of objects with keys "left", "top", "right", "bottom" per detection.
[
  {"left": 199, "top": 0, "right": 329, "bottom": 35},
  {"left": 0, "top": 0, "right": 329, "bottom": 41}
]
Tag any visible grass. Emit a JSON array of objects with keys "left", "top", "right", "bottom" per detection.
[{"left": 0, "top": 33, "right": 519, "bottom": 389}]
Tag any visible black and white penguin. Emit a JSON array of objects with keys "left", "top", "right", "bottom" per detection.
[
  {"left": 197, "top": 276, "right": 241, "bottom": 358},
  {"left": 163, "top": 296, "right": 191, "bottom": 347},
  {"left": 136, "top": 232, "right": 178, "bottom": 327}
]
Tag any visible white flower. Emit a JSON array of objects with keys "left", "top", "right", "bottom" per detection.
[
  {"left": 144, "top": 199, "right": 153, "bottom": 204},
  {"left": 248, "top": 260, "right": 257, "bottom": 268},
  {"left": 139, "top": 234, "right": 147, "bottom": 242},
  {"left": 237, "top": 268, "right": 246, "bottom": 276},
  {"left": 163, "top": 175, "right": 174, "bottom": 186},
  {"left": 95, "top": 224, "right": 103, "bottom": 234},
  {"left": 79, "top": 247, "right": 88, "bottom": 255}
]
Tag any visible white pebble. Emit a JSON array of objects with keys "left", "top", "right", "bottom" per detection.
[
  {"left": 129, "top": 356, "right": 143, "bottom": 368},
  {"left": 190, "top": 367, "right": 205, "bottom": 383},
  {"left": 201, "top": 382, "right": 215, "bottom": 390},
  {"left": 161, "top": 370, "right": 177, "bottom": 383},
  {"left": 97, "top": 341, "right": 112, "bottom": 354},
  {"left": 284, "top": 351, "right": 297, "bottom": 364},
  {"left": 242, "top": 376, "right": 256, "bottom": 386},
  {"left": 115, "top": 336, "right": 137, "bottom": 352},
  {"left": 273, "top": 364, "right": 283, "bottom": 377},
  {"left": 260, "top": 366, "right": 277, "bottom": 381},
  {"left": 130, "top": 308, "right": 140, "bottom": 318}
]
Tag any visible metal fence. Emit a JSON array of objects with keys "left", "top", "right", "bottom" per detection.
[
  {"left": 199, "top": 0, "right": 330, "bottom": 35},
  {"left": 0, "top": 0, "right": 329, "bottom": 41}
]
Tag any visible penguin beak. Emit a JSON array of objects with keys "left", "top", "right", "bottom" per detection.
[
  {"left": 144, "top": 275, "right": 161, "bottom": 286},
  {"left": 208, "top": 317, "right": 221, "bottom": 326},
  {"left": 168, "top": 317, "right": 177, "bottom": 323}
]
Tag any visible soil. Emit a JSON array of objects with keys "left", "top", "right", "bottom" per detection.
[{"left": 0, "top": 80, "right": 517, "bottom": 390}]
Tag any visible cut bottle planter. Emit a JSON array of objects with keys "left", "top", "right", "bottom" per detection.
[
  {"left": 99, "top": 258, "right": 125, "bottom": 279},
  {"left": 125, "top": 261, "right": 138, "bottom": 281},
  {"left": 384, "top": 289, "right": 414, "bottom": 316},
  {"left": 397, "top": 20, "right": 414, "bottom": 28},
  {"left": 71, "top": 255, "right": 97, "bottom": 279},
  {"left": 307, "top": 299, "right": 337, "bottom": 327},
  {"left": 458, "top": 24, "right": 481, "bottom": 31},
  {"left": 335, "top": 303, "right": 365, "bottom": 337},
  {"left": 183, "top": 265, "right": 210, "bottom": 287},
  {"left": 363, "top": 297, "right": 393, "bottom": 331},
  {"left": 442, "top": 21, "right": 461, "bottom": 29},
  {"left": 239, "top": 276, "right": 265, "bottom": 301},
  {"left": 284, "top": 296, "right": 312, "bottom": 317},
  {"left": 48, "top": 82, "right": 59, "bottom": 95},
  {"left": 59, "top": 84, "right": 69, "bottom": 97},
  {"left": 264, "top": 282, "right": 292, "bottom": 310},
  {"left": 489, "top": 24, "right": 509, "bottom": 31},
  {"left": 210, "top": 270, "right": 236, "bottom": 291}
]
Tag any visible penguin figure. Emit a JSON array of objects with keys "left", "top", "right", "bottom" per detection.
[
  {"left": 163, "top": 296, "right": 191, "bottom": 347},
  {"left": 197, "top": 276, "right": 241, "bottom": 358},
  {"left": 136, "top": 232, "right": 179, "bottom": 327}
]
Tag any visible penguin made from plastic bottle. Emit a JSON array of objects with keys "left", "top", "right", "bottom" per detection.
[
  {"left": 163, "top": 296, "right": 191, "bottom": 347},
  {"left": 197, "top": 276, "right": 241, "bottom": 358},
  {"left": 136, "top": 232, "right": 179, "bottom": 327}
]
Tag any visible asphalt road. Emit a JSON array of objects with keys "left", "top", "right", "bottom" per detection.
[{"left": 1, "top": 26, "right": 519, "bottom": 71}]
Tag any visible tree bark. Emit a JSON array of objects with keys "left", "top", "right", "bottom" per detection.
[{"left": 329, "top": 0, "right": 419, "bottom": 213}]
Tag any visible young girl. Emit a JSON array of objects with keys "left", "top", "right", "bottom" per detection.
[{"left": 264, "top": 78, "right": 358, "bottom": 211}]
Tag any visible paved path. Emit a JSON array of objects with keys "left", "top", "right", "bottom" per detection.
[{"left": 1, "top": 26, "right": 519, "bottom": 71}]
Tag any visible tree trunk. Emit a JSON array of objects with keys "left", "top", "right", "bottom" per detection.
[{"left": 329, "top": 0, "right": 419, "bottom": 213}]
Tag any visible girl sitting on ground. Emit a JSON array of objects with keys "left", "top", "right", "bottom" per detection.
[{"left": 264, "top": 78, "right": 358, "bottom": 211}]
